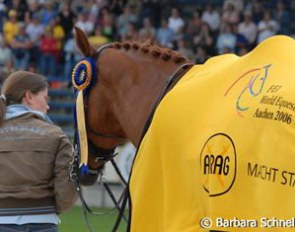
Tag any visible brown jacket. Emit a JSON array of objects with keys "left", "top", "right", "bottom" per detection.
[{"left": 0, "top": 113, "right": 77, "bottom": 216}]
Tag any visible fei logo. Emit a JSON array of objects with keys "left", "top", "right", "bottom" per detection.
[
  {"left": 200, "top": 133, "right": 237, "bottom": 197},
  {"left": 224, "top": 64, "right": 272, "bottom": 117}
]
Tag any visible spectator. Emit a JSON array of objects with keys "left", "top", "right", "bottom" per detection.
[
  {"left": 216, "top": 23, "right": 237, "bottom": 54},
  {"left": 0, "top": 70, "right": 77, "bottom": 231},
  {"left": 257, "top": 10, "right": 279, "bottom": 43},
  {"left": 39, "top": 27, "right": 59, "bottom": 76},
  {"left": 0, "top": 0, "right": 6, "bottom": 33},
  {"left": 89, "top": 0, "right": 108, "bottom": 24},
  {"left": 39, "top": 1, "right": 57, "bottom": 26},
  {"left": 75, "top": 11, "right": 95, "bottom": 36},
  {"left": 121, "top": 21, "right": 139, "bottom": 42},
  {"left": 176, "top": 39, "right": 195, "bottom": 61},
  {"left": 63, "top": 31, "right": 83, "bottom": 78},
  {"left": 6, "top": 0, "right": 28, "bottom": 22},
  {"left": 233, "top": 24, "right": 250, "bottom": 51},
  {"left": 139, "top": 17, "right": 156, "bottom": 42},
  {"left": 0, "top": 36, "right": 12, "bottom": 70},
  {"left": 238, "top": 11, "right": 257, "bottom": 46},
  {"left": 25, "top": 13, "right": 45, "bottom": 68},
  {"left": 109, "top": 0, "right": 128, "bottom": 16},
  {"left": 167, "top": 7, "right": 185, "bottom": 40},
  {"left": 249, "top": 0, "right": 264, "bottom": 24},
  {"left": 3, "top": 10, "right": 19, "bottom": 46},
  {"left": 70, "top": 0, "right": 88, "bottom": 14},
  {"left": 186, "top": 8, "right": 203, "bottom": 43},
  {"left": 50, "top": 17, "right": 65, "bottom": 51},
  {"left": 223, "top": 0, "right": 244, "bottom": 13},
  {"left": 275, "top": 0, "right": 290, "bottom": 35},
  {"left": 24, "top": 0, "right": 40, "bottom": 23},
  {"left": 0, "top": 0, "right": 291, "bottom": 90},
  {"left": 195, "top": 46, "right": 209, "bottom": 64},
  {"left": 58, "top": 3, "right": 76, "bottom": 41},
  {"left": 201, "top": 3, "right": 221, "bottom": 35},
  {"left": 137, "top": 0, "right": 159, "bottom": 27},
  {"left": 98, "top": 8, "right": 116, "bottom": 41},
  {"left": 10, "top": 23, "right": 32, "bottom": 70},
  {"left": 155, "top": 18, "right": 175, "bottom": 48},
  {"left": 221, "top": 2, "right": 240, "bottom": 28},
  {"left": 88, "top": 26, "right": 110, "bottom": 48},
  {"left": 25, "top": 14, "right": 45, "bottom": 45},
  {"left": 116, "top": 5, "right": 138, "bottom": 40},
  {"left": 193, "top": 22, "right": 215, "bottom": 56},
  {"left": 50, "top": 16, "right": 66, "bottom": 76}
]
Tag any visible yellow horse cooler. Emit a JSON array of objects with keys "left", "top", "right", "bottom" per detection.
[{"left": 129, "top": 36, "right": 295, "bottom": 232}]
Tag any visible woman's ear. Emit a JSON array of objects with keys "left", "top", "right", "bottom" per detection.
[{"left": 22, "top": 90, "right": 33, "bottom": 106}]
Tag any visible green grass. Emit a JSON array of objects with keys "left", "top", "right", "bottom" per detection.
[{"left": 59, "top": 207, "right": 128, "bottom": 232}]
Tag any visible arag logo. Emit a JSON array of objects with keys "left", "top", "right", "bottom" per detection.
[{"left": 200, "top": 133, "right": 237, "bottom": 197}]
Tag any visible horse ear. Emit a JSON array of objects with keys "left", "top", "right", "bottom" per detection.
[{"left": 74, "top": 26, "right": 96, "bottom": 57}]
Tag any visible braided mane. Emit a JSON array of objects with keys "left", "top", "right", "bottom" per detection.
[{"left": 111, "top": 41, "right": 188, "bottom": 64}]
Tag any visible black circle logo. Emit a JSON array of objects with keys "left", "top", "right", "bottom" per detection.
[{"left": 200, "top": 133, "right": 237, "bottom": 197}]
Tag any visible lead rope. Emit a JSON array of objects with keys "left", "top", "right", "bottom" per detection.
[
  {"left": 69, "top": 139, "right": 129, "bottom": 232},
  {"left": 71, "top": 90, "right": 129, "bottom": 231},
  {"left": 112, "top": 62, "right": 194, "bottom": 232}
]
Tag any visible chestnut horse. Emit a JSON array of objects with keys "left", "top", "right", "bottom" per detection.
[
  {"left": 73, "top": 26, "right": 193, "bottom": 229},
  {"left": 74, "top": 27, "right": 192, "bottom": 173},
  {"left": 74, "top": 26, "right": 295, "bottom": 232}
]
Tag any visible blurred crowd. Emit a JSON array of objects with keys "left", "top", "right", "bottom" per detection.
[{"left": 0, "top": 0, "right": 293, "bottom": 87}]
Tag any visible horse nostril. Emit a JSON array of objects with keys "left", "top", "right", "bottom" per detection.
[{"left": 79, "top": 170, "right": 100, "bottom": 186}]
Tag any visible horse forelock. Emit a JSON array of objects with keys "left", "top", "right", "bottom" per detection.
[{"left": 111, "top": 41, "right": 189, "bottom": 64}]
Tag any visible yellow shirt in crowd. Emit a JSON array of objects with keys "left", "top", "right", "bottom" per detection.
[{"left": 3, "top": 22, "right": 19, "bottom": 45}]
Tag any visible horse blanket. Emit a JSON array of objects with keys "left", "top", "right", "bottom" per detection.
[{"left": 129, "top": 36, "right": 295, "bottom": 232}]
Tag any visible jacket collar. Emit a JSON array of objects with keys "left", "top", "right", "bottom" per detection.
[{"left": 5, "top": 104, "right": 52, "bottom": 124}]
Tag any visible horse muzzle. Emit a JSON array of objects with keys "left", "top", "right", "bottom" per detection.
[{"left": 79, "top": 168, "right": 102, "bottom": 186}]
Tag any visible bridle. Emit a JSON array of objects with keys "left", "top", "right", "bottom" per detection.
[
  {"left": 86, "top": 43, "right": 126, "bottom": 141},
  {"left": 81, "top": 44, "right": 127, "bottom": 165}
]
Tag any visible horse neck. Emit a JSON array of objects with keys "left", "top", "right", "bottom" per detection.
[{"left": 100, "top": 49, "right": 185, "bottom": 147}]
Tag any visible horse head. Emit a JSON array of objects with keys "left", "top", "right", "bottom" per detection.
[{"left": 74, "top": 26, "right": 192, "bottom": 185}]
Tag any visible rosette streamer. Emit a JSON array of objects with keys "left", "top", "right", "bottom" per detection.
[{"left": 71, "top": 57, "right": 97, "bottom": 173}]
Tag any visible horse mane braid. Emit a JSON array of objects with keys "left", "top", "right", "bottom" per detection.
[
  {"left": 113, "top": 41, "right": 189, "bottom": 64},
  {"left": 131, "top": 42, "right": 140, "bottom": 50},
  {"left": 112, "top": 42, "right": 121, "bottom": 49},
  {"left": 141, "top": 45, "right": 150, "bottom": 53},
  {"left": 123, "top": 42, "right": 131, "bottom": 50},
  {"left": 151, "top": 48, "right": 161, "bottom": 57},
  {"left": 161, "top": 52, "right": 171, "bottom": 61},
  {"left": 173, "top": 56, "right": 187, "bottom": 64}
]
